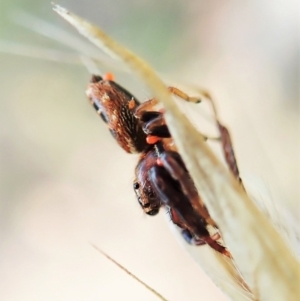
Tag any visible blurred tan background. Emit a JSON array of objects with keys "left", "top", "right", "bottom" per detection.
[{"left": 0, "top": 1, "right": 298, "bottom": 300}]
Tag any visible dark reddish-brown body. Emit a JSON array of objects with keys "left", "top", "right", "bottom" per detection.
[{"left": 86, "top": 74, "right": 242, "bottom": 257}]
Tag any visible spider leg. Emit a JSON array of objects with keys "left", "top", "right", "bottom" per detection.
[
  {"left": 157, "top": 151, "right": 216, "bottom": 227},
  {"left": 218, "top": 122, "right": 243, "bottom": 184},
  {"left": 138, "top": 111, "right": 216, "bottom": 143},
  {"left": 149, "top": 165, "right": 209, "bottom": 237},
  {"left": 141, "top": 112, "right": 171, "bottom": 138},
  {"left": 134, "top": 98, "right": 159, "bottom": 118},
  {"left": 168, "top": 86, "right": 201, "bottom": 103},
  {"left": 169, "top": 208, "right": 206, "bottom": 246},
  {"left": 202, "top": 91, "right": 244, "bottom": 186},
  {"left": 135, "top": 86, "right": 201, "bottom": 119},
  {"left": 149, "top": 165, "right": 230, "bottom": 256}
]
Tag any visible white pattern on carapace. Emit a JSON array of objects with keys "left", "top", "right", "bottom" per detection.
[{"left": 101, "top": 92, "right": 110, "bottom": 103}]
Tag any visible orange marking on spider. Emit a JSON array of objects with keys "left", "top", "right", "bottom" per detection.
[
  {"left": 128, "top": 99, "right": 136, "bottom": 109},
  {"left": 103, "top": 72, "right": 115, "bottom": 81},
  {"left": 146, "top": 135, "right": 160, "bottom": 144}
]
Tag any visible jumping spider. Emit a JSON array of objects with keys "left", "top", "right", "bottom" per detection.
[{"left": 86, "top": 73, "right": 243, "bottom": 257}]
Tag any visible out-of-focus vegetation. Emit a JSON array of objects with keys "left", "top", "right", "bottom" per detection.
[{"left": 0, "top": 1, "right": 298, "bottom": 301}]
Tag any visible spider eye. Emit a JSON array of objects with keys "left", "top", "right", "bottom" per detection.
[
  {"left": 99, "top": 112, "right": 109, "bottom": 123},
  {"left": 133, "top": 182, "right": 140, "bottom": 189}
]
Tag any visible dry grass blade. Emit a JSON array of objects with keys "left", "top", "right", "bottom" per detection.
[
  {"left": 91, "top": 244, "right": 168, "bottom": 301},
  {"left": 0, "top": 40, "right": 82, "bottom": 64},
  {"left": 11, "top": 9, "right": 128, "bottom": 72},
  {"left": 53, "top": 4, "right": 300, "bottom": 301}
]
